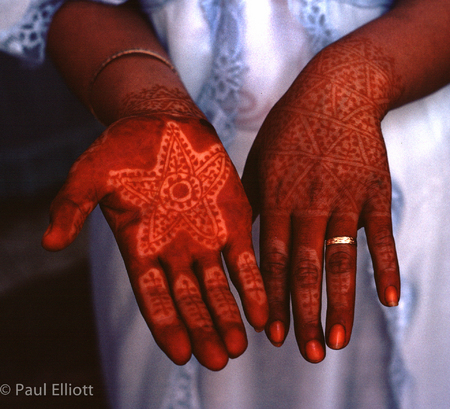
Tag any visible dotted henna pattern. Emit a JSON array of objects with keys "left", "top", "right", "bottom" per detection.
[
  {"left": 261, "top": 38, "right": 400, "bottom": 216},
  {"left": 109, "top": 121, "right": 230, "bottom": 255}
]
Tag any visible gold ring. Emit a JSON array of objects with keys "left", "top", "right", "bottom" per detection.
[{"left": 326, "top": 236, "right": 357, "bottom": 246}]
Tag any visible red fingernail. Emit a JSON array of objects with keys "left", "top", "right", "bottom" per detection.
[
  {"left": 385, "top": 285, "right": 398, "bottom": 307},
  {"left": 329, "top": 324, "right": 345, "bottom": 349},
  {"left": 305, "top": 340, "right": 324, "bottom": 363},
  {"left": 269, "top": 321, "right": 285, "bottom": 345}
]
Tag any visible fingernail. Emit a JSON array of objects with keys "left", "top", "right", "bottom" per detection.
[
  {"left": 385, "top": 285, "right": 398, "bottom": 307},
  {"left": 269, "top": 321, "right": 285, "bottom": 345},
  {"left": 329, "top": 324, "right": 345, "bottom": 349},
  {"left": 305, "top": 340, "right": 324, "bottom": 363}
]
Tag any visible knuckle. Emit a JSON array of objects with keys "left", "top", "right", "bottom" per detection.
[
  {"left": 371, "top": 228, "right": 394, "bottom": 248},
  {"left": 173, "top": 274, "right": 202, "bottom": 304},
  {"left": 301, "top": 318, "right": 321, "bottom": 328},
  {"left": 327, "top": 251, "right": 354, "bottom": 275},
  {"left": 291, "top": 260, "right": 320, "bottom": 287},
  {"left": 203, "top": 266, "right": 229, "bottom": 290},
  {"left": 368, "top": 226, "right": 398, "bottom": 275},
  {"left": 291, "top": 248, "right": 321, "bottom": 289},
  {"left": 261, "top": 250, "right": 289, "bottom": 278},
  {"left": 328, "top": 300, "right": 352, "bottom": 313}
]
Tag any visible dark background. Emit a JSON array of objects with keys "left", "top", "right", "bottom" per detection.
[{"left": 0, "top": 52, "right": 109, "bottom": 408}]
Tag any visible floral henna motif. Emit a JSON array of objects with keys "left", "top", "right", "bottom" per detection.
[
  {"left": 120, "top": 85, "right": 206, "bottom": 119},
  {"left": 109, "top": 121, "right": 230, "bottom": 255},
  {"left": 261, "top": 38, "right": 401, "bottom": 215}
]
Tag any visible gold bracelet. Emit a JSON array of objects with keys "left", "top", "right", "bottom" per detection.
[{"left": 88, "top": 49, "right": 178, "bottom": 122}]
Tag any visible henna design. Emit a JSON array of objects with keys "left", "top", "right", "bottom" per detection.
[
  {"left": 119, "top": 85, "right": 206, "bottom": 119},
  {"left": 327, "top": 250, "right": 353, "bottom": 307},
  {"left": 174, "top": 274, "right": 213, "bottom": 329},
  {"left": 292, "top": 247, "right": 321, "bottom": 316},
  {"left": 109, "top": 121, "right": 230, "bottom": 255},
  {"left": 139, "top": 268, "right": 177, "bottom": 324},
  {"left": 237, "top": 252, "right": 266, "bottom": 304},
  {"left": 204, "top": 267, "right": 239, "bottom": 321},
  {"left": 261, "top": 38, "right": 400, "bottom": 216}
]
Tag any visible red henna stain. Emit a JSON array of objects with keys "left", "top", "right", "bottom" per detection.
[
  {"left": 174, "top": 274, "right": 213, "bottom": 330},
  {"left": 204, "top": 267, "right": 240, "bottom": 322},
  {"left": 259, "top": 39, "right": 398, "bottom": 222},
  {"left": 326, "top": 250, "right": 354, "bottom": 308},
  {"left": 237, "top": 252, "right": 266, "bottom": 304},
  {"left": 139, "top": 268, "right": 177, "bottom": 324},
  {"left": 290, "top": 247, "right": 322, "bottom": 316}
]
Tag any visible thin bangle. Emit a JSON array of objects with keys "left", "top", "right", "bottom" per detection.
[{"left": 88, "top": 49, "right": 178, "bottom": 122}]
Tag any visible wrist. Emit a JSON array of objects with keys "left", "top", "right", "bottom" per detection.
[
  {"left": 115, "top": 85, "right": 206, "bottom": 122},
  {"left": 89, "top": 53, "right": 204, "bottom": 125},
  {"left": 289, "top": 37, "right": 402, "bottom": 121}
]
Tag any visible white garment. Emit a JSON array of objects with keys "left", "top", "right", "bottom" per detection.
[
  {"left": 3, "top": 0, "right": 450, "bottom": 407},
  {"left": 0, "top": 0, "right": 31, "bottom": 31},
  {"left": 89, "top": 0, "right": 450, "bottom": 409},
  {"left": 88, "top": 1, "right": 450, "bottom": 409}
]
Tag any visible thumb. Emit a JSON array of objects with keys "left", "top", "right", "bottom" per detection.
[{"left": 42, "top": 185, "right": 97, "bottom": 252}]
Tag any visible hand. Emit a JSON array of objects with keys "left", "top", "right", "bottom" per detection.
[
  {"left": 242, "top": 38, "right": 400, "bottom": 363},
  {"left": 42, "top": 114, "right": 268, "bottom": 370}
]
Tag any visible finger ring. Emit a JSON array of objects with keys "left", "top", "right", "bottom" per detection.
[{"left": 326, "top": 236, "right": 357, "bottom": 246}]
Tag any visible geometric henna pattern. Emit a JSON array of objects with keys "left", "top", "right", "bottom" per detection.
[
  {"left": 109, "top": 121, "right": 230, "bottom": 255},
  {"left": 261, "top": 38, "right": 400, "bottom": 216}
]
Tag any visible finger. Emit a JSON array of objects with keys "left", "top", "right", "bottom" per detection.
[
  {"left": 291, "top": 216, "right": 327, "bottom": 363},
  {"left": 172, "top": 271, "right": 229, "bottom": 370},
  {"left": 223, "top": 234, "right": 268, "bottom": 333},
  {"left": 365, "top": 215, "right": 400, "bottom": 307},
  {"left": 258, "top": 212, "right": 291, "bottom": 346},
  {"left": 132, "top": 264, "right": 192, "bottom": 366},
  {"left": 324, "top": 215, "right": 358, "bottom": 350},
  {"left": 195, "top": 256, "right": 248, "bottom": 358},
  {"left": 42, "top": 183, "right": 97, "bottom": 251},
  {"left": 160, "top": 259, "right": 229, "bottom": 371}
]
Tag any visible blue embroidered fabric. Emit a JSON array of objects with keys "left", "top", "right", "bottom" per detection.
[
  {"left": 196, "top": 0, "right": 246, "bottom": 149},
  {"left": 0, "top": 0, "right": 64, "bottom": 65}
]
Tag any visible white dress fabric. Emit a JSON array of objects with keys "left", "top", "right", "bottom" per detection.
[{"left": 2, "top": 1, "right": 450, "bottom": 408}]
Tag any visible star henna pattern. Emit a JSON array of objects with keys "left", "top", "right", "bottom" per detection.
[{"left": 109, "top": 121, "right": 230, "bottom": 255}]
